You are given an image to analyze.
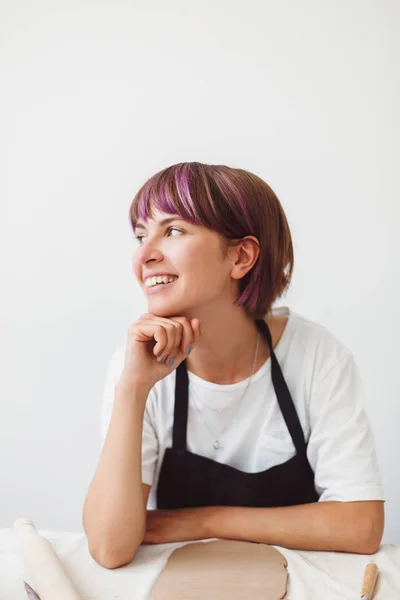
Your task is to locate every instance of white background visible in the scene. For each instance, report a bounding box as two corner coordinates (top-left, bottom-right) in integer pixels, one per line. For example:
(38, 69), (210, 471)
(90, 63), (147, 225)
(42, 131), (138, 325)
(1, 1), (398, 542)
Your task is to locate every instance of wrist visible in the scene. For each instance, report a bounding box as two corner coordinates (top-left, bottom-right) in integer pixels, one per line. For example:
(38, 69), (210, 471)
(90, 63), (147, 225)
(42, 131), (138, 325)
(116, 378), (151, 393)
(115, 380), (152, 408)
(202, 506), (224, 539)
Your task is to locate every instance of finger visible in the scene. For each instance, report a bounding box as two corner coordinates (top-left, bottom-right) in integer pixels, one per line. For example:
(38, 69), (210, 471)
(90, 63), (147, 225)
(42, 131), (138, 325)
(139, 316), (174, 359)
(155, 321), (178, 363)
(188, 318), (201, 349)
(169, 317), (195, 356)
(143, 315), (197, 362)
(193, 318), (201, 343)
(159, 320), (184, 364)
(152, 324), (170, 358)
(150, 317), (186, 361)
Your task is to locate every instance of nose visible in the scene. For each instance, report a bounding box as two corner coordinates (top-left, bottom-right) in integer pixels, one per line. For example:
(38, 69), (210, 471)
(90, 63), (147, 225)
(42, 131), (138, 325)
(133, 238), (164, 271)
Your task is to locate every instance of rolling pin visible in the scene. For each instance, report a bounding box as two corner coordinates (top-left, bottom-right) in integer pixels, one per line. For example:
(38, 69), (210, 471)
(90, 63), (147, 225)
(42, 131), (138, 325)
(360, 563), (379, 600)
(14, 518), (83, 600)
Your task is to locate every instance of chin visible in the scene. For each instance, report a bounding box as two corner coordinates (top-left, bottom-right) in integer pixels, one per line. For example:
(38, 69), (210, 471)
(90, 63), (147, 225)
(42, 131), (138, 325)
(147, 300), (186, 318)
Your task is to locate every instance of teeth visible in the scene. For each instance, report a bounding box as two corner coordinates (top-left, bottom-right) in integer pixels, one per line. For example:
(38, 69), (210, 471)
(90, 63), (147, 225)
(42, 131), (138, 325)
(145, 275), (178, 288)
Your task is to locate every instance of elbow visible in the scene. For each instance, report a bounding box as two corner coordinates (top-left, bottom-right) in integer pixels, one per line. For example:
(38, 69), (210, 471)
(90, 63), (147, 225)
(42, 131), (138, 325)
(360, 523), (384, 556)
(83, 507), (146, 569)
(88, 543), (140, 569)
(357, 534), (382, 556)
(351, 501), (385, 555)
(85, 522), (145, 570)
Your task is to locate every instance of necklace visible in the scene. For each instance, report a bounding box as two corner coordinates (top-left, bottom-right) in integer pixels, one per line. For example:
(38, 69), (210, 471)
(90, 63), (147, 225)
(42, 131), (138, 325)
(196, 330), (260, 450)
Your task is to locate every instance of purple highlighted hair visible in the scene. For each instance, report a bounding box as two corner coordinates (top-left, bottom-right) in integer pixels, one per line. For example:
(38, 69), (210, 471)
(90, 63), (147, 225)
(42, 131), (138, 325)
(129, 162), (294, 319)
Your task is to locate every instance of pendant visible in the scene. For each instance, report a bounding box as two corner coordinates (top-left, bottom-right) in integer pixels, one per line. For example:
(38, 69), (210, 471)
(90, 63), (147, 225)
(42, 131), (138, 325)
(213, 440), (220, 450)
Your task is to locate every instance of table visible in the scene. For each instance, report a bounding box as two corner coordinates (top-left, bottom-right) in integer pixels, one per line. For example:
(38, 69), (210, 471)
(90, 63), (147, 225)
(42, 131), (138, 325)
(1, 528), (399, 599)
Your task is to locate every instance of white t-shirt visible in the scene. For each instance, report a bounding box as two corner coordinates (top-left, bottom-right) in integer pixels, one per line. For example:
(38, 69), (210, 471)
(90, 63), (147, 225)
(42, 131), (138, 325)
(100, 306), (385, 510)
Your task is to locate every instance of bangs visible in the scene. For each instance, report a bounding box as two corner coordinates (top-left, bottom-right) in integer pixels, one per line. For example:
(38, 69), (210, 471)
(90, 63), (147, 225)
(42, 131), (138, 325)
(130, 163), (207, 230)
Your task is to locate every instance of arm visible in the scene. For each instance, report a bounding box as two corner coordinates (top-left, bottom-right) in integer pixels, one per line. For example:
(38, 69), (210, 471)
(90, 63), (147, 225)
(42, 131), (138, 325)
(205, 500), (384, 554)
(207, 352), (385, 553)
(82, 381), (151, 568)
(145, 350), (385, 553)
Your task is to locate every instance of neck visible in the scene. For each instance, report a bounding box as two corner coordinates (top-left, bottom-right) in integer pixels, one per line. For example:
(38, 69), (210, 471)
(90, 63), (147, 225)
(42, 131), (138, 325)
(185, 304), (273, 385)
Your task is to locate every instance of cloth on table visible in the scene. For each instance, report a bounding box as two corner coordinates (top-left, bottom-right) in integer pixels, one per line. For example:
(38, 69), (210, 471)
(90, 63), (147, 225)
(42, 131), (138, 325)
(1, 527), (399, 600)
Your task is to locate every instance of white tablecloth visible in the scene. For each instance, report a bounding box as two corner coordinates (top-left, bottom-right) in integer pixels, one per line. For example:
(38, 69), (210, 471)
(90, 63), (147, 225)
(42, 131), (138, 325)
(1, 528), (399, 599)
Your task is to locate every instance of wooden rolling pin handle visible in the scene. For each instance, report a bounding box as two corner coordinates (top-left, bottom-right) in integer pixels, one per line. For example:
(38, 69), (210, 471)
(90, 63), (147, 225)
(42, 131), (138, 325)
(361, 563), (379, 600)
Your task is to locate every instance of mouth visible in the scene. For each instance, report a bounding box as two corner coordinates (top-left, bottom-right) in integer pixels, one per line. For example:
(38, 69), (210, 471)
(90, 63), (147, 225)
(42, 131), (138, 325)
(146, 277), (179, 295)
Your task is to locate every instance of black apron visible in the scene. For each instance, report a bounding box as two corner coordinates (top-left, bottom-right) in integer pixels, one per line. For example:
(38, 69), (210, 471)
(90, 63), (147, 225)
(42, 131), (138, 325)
(156, 318), (319, 509)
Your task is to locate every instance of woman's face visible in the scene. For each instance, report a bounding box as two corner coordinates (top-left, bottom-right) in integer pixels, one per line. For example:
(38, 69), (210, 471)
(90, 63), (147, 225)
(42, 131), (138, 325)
(132, 208), (237, 318)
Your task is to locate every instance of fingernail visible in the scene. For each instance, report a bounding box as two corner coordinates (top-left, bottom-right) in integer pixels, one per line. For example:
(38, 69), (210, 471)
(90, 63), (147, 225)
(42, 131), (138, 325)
(198, 322), (201, 333)
(160, 357), (167, 364)
(186, 345), (192, 355)
(157, 350), (163, 357)
(168, 357), (175, 366)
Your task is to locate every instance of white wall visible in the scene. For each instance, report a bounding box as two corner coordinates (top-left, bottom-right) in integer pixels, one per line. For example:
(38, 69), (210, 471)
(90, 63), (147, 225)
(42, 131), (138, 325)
(1, 1), (398, 542)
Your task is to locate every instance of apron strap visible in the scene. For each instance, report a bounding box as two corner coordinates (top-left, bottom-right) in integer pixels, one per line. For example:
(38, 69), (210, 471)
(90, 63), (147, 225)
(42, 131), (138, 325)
(172, 318), (307, 456)
(255, 319), (307, 455)
(173, 361), (189, 452)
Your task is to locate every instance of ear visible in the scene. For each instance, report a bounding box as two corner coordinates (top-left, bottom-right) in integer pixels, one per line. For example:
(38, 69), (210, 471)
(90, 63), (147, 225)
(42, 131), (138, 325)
(229, 236), (260, 281)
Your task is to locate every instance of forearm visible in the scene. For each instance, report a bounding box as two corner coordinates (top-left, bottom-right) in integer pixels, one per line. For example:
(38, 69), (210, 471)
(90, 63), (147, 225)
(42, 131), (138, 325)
(83, 381), (150, 565)
(207, 501), (384, 554)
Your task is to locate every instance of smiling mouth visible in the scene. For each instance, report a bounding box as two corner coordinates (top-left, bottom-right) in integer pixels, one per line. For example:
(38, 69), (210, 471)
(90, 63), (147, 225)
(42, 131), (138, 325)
(146, 278), (179, 295)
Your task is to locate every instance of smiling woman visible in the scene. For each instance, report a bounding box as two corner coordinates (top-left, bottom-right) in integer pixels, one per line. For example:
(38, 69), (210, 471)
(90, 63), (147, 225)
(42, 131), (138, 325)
(83, 162), (384, 569)
(129, 162), (294, 320)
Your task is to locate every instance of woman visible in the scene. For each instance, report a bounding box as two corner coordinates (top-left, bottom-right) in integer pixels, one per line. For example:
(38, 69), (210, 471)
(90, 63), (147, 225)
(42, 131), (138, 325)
(83, 162), (385, 569)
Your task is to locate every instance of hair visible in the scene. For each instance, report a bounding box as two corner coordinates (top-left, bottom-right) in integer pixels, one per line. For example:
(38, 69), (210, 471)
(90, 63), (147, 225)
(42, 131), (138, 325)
(129, 162), (294, 319)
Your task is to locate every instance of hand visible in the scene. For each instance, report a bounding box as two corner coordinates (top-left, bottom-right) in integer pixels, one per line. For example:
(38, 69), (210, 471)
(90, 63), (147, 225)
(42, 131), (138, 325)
(143, 507), (214, 545)
(118, 313), (201, 392)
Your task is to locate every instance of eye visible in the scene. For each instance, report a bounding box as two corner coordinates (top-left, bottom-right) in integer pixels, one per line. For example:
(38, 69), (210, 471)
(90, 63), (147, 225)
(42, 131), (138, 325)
(168, 227), (182, 237)
(134, 227), (182, 245)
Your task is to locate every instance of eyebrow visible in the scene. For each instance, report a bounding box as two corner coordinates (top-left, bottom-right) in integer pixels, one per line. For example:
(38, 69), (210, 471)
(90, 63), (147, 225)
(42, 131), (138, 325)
(134, 217), (184, 232)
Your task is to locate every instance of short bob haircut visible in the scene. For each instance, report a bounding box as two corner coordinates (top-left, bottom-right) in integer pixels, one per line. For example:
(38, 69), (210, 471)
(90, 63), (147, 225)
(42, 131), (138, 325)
(129, 162), (294, 319)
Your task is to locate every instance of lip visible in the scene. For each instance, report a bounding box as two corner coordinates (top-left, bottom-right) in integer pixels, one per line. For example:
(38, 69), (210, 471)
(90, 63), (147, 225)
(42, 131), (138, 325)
(143, 273), (177, 280)
(146, 278), (178, 295)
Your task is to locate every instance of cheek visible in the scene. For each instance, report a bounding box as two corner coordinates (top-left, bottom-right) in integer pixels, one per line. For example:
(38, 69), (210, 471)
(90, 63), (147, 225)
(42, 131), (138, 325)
(182, 239), (219, 266)
(183, 252), (224, 291)
(179, 249), (211, 279)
